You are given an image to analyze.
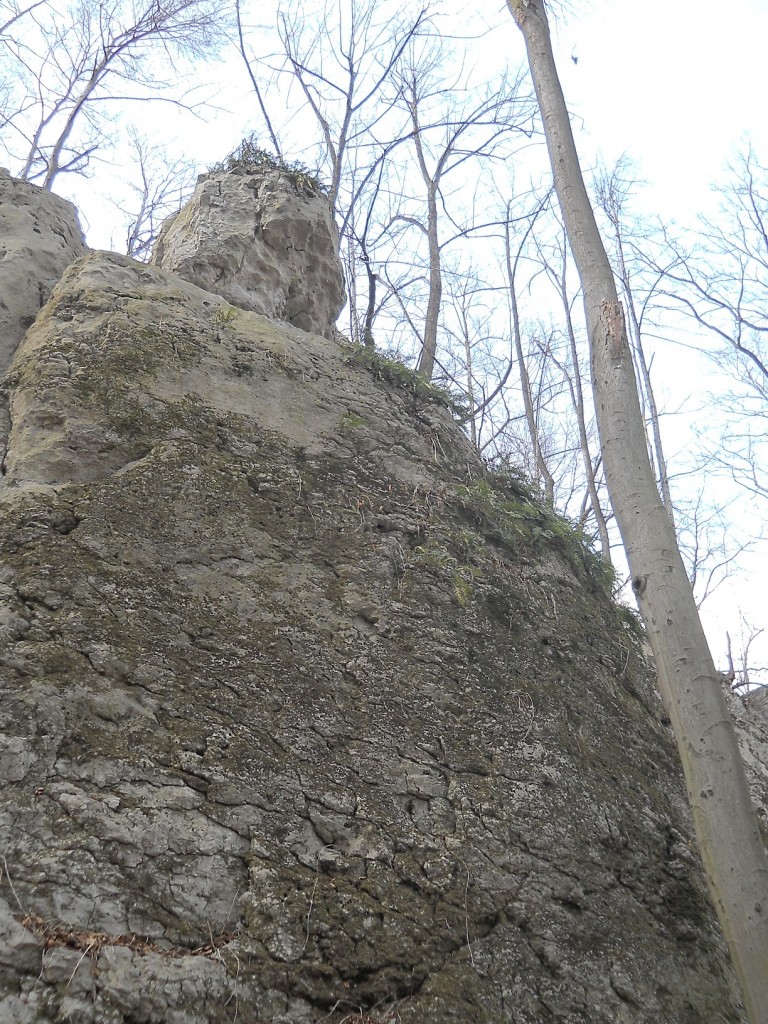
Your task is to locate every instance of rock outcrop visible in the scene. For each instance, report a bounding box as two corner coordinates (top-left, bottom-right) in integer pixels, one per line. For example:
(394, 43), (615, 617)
(0, 170), (87, 376)
(0, 239), (754, 1023)
(728, 687), (768, 846)
(152, 166), (345, 339)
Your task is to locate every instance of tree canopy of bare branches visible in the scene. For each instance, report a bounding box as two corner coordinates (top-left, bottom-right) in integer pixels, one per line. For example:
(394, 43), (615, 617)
(1, 0), (228, 188)
(659, 145), (768, 502)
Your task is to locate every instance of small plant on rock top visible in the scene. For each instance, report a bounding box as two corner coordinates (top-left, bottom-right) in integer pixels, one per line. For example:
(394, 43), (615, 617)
(209, 134), (328, 197)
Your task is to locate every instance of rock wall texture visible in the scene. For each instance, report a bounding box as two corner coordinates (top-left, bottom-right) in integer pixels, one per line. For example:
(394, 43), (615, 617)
(727, 687), (768, 848)
(152, 167), (345, 339)
(0, 171), (87, 376)
(0, 242), (759, 1023)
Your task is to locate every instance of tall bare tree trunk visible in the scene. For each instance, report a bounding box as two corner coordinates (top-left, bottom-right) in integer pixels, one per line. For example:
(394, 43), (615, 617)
(595, 171), (675, 522)
(415, 183), (442, 379)
(506, 3), (768, 1020)
(617, 244), (675, 521)
(505, 218), (555, 505)
(559, 276), (612, 559)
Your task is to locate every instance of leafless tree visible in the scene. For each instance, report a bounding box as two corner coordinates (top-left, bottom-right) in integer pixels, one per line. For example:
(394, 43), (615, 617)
(658, 145), (768, 503)
(671, 485), (752, 608)
(235, 0), (432, 349)
(234, 0), (282, 158)
(0, 0), (45, 37)
(274, 0), (430, 210)
(236, 1), (535, 377)
(503, 201), (556, 505)
(594, 159), (675, 524)
(526, 203), (612, 554)
(1, 0), (227, 189)
(590, 161), (753, 594)
(388, 52), (533, 378)
(507, 2), (768, 1016)
(341, 143), (413, 348)
(445, 273), (500, 447)
(725, 614), (766, 695)
(117, 128), (197, 261)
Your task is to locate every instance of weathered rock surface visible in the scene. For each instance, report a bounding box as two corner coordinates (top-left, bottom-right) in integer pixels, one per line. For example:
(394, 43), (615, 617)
(744, 683), (768, 721)
(152, 167), (345, 338)
(0, 171), (87, 376)
(727, 686), (768, 846)
(0, 249), (755, 1023)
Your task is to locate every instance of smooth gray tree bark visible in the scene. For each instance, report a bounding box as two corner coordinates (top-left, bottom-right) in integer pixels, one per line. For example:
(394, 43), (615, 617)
(505, 2), (768, 1021)
(504, 215), (556, 505)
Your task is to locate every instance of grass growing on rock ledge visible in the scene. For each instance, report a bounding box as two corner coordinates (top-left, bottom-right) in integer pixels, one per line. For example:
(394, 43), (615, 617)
(341, 343), (469, 417)
(338, 339), (613, 598)
(209, 134), (327, 197)
(454, 471), (617, 598)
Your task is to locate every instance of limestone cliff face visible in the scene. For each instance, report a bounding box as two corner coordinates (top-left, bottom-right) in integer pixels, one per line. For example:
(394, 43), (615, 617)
(0, 181), (760, 1024)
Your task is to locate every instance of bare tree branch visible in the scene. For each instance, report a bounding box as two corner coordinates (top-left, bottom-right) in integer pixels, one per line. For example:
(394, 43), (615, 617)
(2, 0), (228, 188)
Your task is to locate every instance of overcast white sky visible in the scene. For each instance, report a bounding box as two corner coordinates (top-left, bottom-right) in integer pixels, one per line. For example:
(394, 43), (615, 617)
(549, 0), (768, 221)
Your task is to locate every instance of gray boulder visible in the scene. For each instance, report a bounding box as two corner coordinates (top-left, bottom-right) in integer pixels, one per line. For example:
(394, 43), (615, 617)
(0, 250), (750, 1023)
(152, 166), (345, 338)
(0, 170), (87, 375)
